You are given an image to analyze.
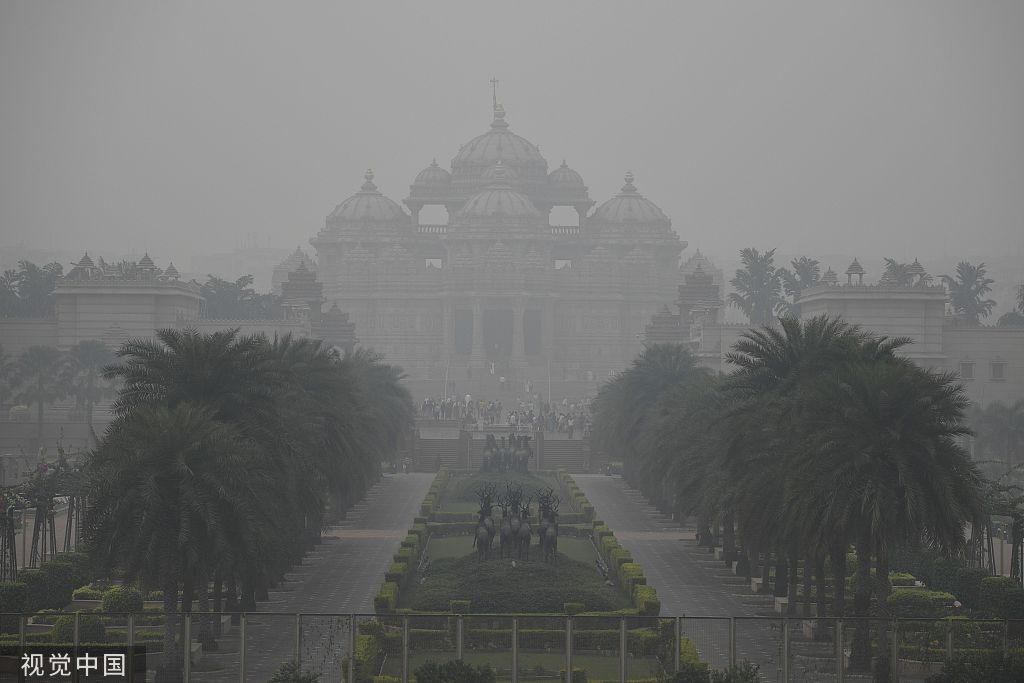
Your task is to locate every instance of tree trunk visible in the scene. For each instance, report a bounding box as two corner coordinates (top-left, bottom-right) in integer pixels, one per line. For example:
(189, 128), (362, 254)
(197, 567), (216, 650)
(787, 546), (799, 617)
(241, 572), (256, 611)
(831, 542), (847, 618)
(212, 569), (223, 637)
(850, 532), (873, 671)
(876, 540), (892, 683)
(156, 576), (181, 683)
(815, 554), (829, 639)
(722, 510), (736, 564)
(226, 573), (240, 627)
(761, 552), (772, 593)
(697, 515), (713, 547)
(775, 551), (789, 598)
(35, 393), (44, 450)
(802, 552), (813, 618)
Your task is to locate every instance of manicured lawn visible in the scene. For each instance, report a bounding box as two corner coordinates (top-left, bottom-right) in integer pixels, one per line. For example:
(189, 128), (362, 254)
(427, 535), (599, 565)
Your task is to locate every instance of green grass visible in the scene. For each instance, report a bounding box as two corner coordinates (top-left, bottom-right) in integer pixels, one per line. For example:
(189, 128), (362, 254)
(428, 535), (598, 565)
(381, 650), (664, 681)
(406, 551), (628, 613)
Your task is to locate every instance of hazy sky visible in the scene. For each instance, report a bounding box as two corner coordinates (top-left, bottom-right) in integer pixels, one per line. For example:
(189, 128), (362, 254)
(2, 1), (1023, 272)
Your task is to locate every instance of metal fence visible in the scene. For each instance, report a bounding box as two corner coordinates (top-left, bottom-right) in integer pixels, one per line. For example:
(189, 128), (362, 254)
(1, 613), (1022, 682)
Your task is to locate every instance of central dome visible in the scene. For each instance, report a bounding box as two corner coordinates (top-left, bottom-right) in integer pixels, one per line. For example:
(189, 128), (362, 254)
(454, 161), (541, 223)
(451, 105), (548, 178)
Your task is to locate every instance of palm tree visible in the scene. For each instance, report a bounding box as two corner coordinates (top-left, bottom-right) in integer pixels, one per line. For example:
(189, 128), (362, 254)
(728, 248), (785, 325)
(86, 403), (266, 682)
(592, 344), (709, 497)
(778, 256), (821, 315)
(941, 261), (996, 324)
(12, 345), (65, 449)
(801, 361), (984, 670)
(63, 340), (115, 435)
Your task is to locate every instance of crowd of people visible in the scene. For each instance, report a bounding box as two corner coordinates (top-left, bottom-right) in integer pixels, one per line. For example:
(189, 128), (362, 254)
(418, 395), (592, 439)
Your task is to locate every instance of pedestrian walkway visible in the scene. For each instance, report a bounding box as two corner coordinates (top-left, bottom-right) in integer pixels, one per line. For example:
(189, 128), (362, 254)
(573, 475), (784, 675)
(190, 473), (433, 682)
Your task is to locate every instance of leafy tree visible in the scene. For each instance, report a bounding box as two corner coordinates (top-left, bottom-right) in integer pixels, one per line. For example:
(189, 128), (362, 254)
(0, 261), (63, 318)
(941, 261), (996, 324)
(728, 248), (784, 325)
(881, 258), (916, 286)
(777, 256), (820, 315)
(62, 340), (115, 434)
(997, 284), (1024, 327)
(91, 327), (413, 666)
(86, 404), (260, 682)
(12, 345), (65, 448)
(200, 274), (280, 319)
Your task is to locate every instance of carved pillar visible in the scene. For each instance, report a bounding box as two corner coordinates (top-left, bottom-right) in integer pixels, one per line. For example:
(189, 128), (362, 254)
(511, 302), (526, 371)
(470, 299), (485, 368)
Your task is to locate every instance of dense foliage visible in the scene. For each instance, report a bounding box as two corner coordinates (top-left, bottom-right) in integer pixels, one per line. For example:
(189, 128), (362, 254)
(408, 553), (629, 613)
(85, 327), (413, 681)
(594, 316), (985, 674)
(0, 260), (62, 318)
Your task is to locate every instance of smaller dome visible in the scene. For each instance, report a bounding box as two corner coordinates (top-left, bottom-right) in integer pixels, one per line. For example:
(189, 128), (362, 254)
(456, 162), (540, 221)
(328, 170), (408, 224)
(163, 262), (180, 280)
(846, 258), (865, 276)
(590, 172), (670, 226)
(908, 258), (925, 276)
(821, 267), (838, 285)
(138, 253), (156, 269)
(413, 159), (451, 186)
(548, 161), (584, 186)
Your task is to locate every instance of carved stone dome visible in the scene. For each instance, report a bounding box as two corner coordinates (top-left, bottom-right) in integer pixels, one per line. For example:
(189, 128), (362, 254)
(590, 172), (670, 226)
(451, 105), (547, 177)
(328, 170), (408, 224)
(455, 162), (541, 222)
(548, 161), (585, 187)
(413, 160), (451, 186)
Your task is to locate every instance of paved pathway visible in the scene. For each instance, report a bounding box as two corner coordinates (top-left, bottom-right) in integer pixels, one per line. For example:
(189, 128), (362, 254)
(191, 473), (433, 682)
(574, 475), (787, 678)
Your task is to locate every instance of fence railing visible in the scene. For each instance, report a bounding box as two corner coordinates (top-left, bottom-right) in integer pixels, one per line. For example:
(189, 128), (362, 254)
(1, 612), (1021, 682)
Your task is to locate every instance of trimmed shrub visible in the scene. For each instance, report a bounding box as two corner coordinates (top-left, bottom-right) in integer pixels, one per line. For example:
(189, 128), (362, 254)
(414, 660), (495, 683)
(889, 572), (918, 587)
(634, 585), (660, 616)
(710, 662), (760, 683)
(102, 587), (144, 613)
(385, 562), (408, 586)
(924, 652), (1024, 683)
(449, 599), (471, 614)
(52, 614), (106, 643)
(888, 589), (956, 617)
(956, 567), (990, 609)
(72, 586), (104, 601)
(268, 661), (322, 683)
(375, 582), (399, 613)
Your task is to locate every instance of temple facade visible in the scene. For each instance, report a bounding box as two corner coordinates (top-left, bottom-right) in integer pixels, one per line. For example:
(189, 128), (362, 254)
(311, 103), (687, 399)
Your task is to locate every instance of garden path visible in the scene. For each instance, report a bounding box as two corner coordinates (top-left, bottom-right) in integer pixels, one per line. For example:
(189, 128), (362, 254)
(574, 474), (787, 676)
(190, 472), (433, 682)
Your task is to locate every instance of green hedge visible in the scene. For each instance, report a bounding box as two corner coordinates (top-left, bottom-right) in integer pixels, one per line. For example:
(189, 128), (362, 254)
(0, 582), (27, 613)
(888, 589), (956, 617)
(980, 577), (1024, 620)
(386, 562), (410, 586)
(375, 582), (399, 613)
(102, 587), (143, 613)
